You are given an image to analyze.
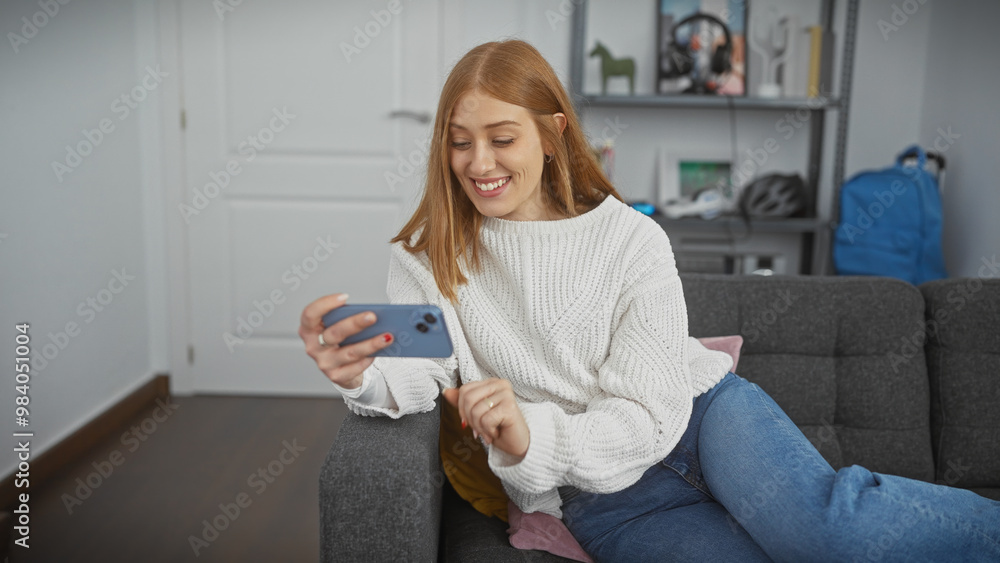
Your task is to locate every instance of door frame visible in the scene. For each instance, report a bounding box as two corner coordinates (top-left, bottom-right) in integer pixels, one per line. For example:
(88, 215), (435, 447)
(157, 0), (196, 394)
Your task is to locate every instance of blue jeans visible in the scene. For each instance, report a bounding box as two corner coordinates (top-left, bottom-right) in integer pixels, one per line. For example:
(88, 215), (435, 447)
(560, 372), (1000, 562)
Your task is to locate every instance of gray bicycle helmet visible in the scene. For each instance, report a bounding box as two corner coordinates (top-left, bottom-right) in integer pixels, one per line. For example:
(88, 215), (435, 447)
(739, 174), (807, 217)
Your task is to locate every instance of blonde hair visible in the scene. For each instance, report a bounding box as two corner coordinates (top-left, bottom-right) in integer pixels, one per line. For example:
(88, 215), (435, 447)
(390, 40), (624, 305)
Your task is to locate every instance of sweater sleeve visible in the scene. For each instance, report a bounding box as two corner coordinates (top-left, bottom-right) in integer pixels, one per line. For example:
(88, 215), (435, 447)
(341, 242), (459, 418)
(488, 227), (695, 495)
(331, 369), (397, 409)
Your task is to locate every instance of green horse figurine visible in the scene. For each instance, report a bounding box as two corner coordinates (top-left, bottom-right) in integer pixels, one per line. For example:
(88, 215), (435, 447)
(589, 41), (635, 95)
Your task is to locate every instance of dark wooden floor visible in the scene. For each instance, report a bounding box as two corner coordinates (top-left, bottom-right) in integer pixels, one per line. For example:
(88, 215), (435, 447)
(5, 395), (349, 563)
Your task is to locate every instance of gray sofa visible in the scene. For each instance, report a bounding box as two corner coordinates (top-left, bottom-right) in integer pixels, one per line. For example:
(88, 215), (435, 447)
(319, 275), (1000, 562)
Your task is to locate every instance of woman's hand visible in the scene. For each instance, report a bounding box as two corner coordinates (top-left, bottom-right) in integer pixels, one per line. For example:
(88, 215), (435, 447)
(442, 379), (530, 460)
(299, 293), (395, 389)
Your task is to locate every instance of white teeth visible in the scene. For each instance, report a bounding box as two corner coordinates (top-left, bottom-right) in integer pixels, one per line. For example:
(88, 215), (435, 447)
(475, 177), (509, 191)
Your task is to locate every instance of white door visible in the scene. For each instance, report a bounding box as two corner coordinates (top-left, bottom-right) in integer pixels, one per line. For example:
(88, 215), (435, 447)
(180, 0), (441, 395)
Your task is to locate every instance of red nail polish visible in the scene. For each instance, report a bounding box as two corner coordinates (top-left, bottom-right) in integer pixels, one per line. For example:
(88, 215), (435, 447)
(461, 419), (467, 429)
(383, 333), (392, 343)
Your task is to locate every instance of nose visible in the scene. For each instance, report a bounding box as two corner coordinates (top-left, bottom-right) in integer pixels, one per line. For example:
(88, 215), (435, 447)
(471, 142), (495, 176)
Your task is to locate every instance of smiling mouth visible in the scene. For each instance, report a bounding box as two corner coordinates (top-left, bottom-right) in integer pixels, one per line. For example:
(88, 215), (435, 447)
(473, 176), (511, 191)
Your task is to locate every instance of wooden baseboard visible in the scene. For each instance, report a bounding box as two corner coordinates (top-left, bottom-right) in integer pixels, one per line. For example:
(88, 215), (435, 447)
(0, 373), (170, 511)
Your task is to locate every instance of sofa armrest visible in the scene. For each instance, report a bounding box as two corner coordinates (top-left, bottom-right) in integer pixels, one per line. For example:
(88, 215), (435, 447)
(320, 398), (444, 562)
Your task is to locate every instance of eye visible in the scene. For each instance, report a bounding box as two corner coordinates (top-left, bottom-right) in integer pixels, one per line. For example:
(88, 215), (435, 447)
(450, 138), (514, 149)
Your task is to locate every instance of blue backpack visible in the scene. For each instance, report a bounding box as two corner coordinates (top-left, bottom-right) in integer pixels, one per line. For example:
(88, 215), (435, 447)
(833, 145), (947, 285)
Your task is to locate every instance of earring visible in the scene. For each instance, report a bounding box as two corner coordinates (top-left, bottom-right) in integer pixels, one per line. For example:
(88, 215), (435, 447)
(544, 153), (553, 163)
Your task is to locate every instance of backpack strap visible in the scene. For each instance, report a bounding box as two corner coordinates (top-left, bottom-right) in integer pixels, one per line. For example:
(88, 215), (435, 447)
(897, 144), (946, 191)
(898, 145), (947, 172)
(896, 144), (927, 168)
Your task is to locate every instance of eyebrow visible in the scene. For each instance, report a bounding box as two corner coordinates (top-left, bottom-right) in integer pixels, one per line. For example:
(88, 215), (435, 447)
(449, 120), (521, 130)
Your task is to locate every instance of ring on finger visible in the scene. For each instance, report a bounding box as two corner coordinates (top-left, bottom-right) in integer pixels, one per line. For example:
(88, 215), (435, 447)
(487, 397), (495, 409)
(318, 333), (328, 347)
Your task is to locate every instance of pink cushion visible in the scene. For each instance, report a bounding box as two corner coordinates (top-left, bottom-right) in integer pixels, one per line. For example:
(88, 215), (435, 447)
(696, 334), (743, 371)
(507, 501), (594, 563)
(505, 335), (743, 561)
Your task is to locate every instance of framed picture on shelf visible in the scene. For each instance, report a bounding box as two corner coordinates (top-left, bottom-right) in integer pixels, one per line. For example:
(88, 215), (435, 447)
(657, 146), (736, 210)
(657, 0), (747, 95)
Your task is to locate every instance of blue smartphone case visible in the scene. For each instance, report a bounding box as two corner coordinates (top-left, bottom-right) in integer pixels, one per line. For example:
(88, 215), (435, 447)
(320, 304), (454, 358)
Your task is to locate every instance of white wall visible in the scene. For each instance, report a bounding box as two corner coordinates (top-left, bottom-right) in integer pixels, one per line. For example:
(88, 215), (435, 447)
(917, 0), (1000, 278)
(0, 0), (169, 476)
(440, 0), (574, 90)
(842, 0), (932, 175)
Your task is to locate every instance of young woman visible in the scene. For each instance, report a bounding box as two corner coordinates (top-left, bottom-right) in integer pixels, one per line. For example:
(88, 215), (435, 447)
(300, 40), (1000, 561)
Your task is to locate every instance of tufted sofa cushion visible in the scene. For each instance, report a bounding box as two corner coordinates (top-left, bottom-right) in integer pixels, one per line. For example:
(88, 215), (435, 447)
(920, 278), (1000, 499)
(680, 274), (935, 482)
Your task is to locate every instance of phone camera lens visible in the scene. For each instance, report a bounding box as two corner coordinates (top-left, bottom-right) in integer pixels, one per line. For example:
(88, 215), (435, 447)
(416, 323), (429, 333)
(423, 313), (437, 324)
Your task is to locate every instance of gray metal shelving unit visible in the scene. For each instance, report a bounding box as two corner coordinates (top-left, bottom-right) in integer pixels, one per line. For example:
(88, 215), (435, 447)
(570, 0), (860, 275)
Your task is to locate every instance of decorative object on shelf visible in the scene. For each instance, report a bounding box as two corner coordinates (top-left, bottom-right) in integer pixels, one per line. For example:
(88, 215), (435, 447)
(628, 201), (656, 216)
(747, 6), (789, 98)
(745, 255), (782, 276)
(778, 15), (807, 97)
(657, 146), (737, 212)
(661, 187), (727, 220)
(588, 41), (635, 95)
(657, 1), (746, 95)
(806, 24), (835, 97)
(738, 173), (808, 218)
(744, 3), (817, 100)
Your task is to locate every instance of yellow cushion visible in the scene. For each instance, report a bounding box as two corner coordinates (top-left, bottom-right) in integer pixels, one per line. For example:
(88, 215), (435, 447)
(439, 395), (509, 522)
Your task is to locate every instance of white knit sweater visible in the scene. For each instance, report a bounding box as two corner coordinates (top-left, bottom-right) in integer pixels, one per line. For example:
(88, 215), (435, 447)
(339, 195), (733, 517)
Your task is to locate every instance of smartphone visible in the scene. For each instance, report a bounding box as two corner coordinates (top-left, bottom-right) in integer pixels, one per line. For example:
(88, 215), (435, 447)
(321, 304), (454, 358)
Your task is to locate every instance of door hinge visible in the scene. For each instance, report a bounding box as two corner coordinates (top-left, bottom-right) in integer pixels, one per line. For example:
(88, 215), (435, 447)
(180, 109), (187, 130)
(187, 345), (194, 365)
